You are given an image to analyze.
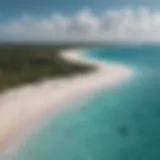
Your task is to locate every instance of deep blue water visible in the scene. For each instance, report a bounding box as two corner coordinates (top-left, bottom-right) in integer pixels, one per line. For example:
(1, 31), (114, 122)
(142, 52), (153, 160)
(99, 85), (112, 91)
(14, 45), (160, 160)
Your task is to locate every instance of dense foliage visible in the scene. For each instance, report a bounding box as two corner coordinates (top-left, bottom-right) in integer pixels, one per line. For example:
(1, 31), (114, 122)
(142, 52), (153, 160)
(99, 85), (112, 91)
(0, 45), (94, 91)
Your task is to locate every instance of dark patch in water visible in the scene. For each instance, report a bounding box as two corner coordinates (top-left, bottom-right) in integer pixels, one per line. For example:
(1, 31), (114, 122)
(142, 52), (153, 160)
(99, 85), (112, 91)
(117, 126), (129, 137)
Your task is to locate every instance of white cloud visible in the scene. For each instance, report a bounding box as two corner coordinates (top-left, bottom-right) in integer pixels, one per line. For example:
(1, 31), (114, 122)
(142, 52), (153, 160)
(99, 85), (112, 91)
(2, 8), (160, 43)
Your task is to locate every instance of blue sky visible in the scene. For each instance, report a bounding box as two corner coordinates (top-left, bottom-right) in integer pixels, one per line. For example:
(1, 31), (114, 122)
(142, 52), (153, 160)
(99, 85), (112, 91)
(1, 0), (160, 42)
(0, 0), (158, 21)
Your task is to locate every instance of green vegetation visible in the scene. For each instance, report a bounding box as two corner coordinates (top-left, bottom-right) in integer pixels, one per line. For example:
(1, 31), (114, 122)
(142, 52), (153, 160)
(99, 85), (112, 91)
(0, 45), (95, 91)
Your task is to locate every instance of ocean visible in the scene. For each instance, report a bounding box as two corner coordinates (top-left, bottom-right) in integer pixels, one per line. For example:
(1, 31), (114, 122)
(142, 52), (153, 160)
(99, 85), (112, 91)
(13, 45), (160, 160)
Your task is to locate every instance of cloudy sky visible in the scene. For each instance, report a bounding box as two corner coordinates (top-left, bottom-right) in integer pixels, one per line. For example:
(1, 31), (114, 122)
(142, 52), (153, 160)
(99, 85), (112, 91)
(1, 0), (160, 43)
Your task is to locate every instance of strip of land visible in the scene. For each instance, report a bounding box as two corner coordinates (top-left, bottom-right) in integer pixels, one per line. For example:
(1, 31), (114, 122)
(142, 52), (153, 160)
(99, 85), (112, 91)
(0, 49), (133, 153)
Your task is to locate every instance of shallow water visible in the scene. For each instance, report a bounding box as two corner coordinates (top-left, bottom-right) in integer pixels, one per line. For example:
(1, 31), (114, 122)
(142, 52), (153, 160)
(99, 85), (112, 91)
(13, 45), (160, 160)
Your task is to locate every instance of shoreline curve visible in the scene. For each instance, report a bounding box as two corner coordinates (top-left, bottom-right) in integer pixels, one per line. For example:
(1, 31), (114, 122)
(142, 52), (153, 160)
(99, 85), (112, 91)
(0, 49), (134, 154)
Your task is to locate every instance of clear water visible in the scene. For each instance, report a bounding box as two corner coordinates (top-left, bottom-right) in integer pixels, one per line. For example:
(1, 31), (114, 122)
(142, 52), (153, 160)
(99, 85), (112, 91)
(14, 45), (160, 160)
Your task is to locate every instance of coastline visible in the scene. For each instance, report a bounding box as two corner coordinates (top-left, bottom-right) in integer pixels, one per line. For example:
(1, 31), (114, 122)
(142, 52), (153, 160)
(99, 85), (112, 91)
(0, 49), (133, 154)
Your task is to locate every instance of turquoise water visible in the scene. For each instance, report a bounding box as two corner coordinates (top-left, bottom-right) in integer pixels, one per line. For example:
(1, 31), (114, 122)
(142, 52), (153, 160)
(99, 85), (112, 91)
(14, 45), (160, 160)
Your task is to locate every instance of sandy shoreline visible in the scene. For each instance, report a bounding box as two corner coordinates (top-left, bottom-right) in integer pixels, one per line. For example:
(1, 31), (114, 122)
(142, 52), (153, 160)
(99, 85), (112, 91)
(0, 49), (133, 154)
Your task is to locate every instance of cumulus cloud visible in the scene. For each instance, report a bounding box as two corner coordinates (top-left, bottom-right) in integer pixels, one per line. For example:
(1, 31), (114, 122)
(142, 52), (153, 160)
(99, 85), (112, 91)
(1, 8), (160, 43)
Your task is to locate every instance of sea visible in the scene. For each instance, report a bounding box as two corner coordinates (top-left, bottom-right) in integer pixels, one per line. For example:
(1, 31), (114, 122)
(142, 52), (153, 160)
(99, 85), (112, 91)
(11, 45), (160, 160)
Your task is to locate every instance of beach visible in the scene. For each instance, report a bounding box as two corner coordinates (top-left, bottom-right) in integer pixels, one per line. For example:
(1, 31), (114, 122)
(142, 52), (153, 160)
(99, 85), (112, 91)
(0, 49), (133, 153)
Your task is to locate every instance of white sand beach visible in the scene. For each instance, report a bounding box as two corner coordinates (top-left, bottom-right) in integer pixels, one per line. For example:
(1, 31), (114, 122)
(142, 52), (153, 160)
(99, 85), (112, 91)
(0, 50), (133, 153)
